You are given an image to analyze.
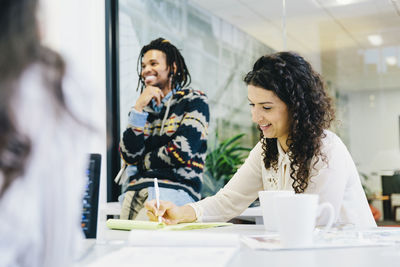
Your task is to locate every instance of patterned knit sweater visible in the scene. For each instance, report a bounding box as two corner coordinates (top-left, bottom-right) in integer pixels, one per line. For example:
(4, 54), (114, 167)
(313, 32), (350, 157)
(119, 88), (209, 201)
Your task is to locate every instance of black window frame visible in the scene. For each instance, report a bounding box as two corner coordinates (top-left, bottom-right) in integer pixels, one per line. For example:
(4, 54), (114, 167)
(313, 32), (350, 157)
(105, 0), (121, 202)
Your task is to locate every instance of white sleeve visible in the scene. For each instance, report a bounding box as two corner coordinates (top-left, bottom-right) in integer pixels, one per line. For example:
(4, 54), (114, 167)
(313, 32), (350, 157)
(191, 142), (264, 222)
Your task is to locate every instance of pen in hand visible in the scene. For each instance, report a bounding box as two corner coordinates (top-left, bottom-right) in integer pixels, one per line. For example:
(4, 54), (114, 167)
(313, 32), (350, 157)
(154, 178), (162, 223)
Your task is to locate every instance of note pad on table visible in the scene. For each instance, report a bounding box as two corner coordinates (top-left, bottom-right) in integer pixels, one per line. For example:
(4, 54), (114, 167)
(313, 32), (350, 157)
(106, 219), (232, 231)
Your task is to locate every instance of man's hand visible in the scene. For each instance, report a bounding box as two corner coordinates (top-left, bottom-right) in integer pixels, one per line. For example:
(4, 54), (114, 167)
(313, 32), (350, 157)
(134, 86), (164, 112)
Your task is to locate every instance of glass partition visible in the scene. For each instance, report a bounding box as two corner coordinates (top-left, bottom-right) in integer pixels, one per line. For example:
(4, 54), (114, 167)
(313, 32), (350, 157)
(118, 0), (273, 147)
(109, 0), (400, 209)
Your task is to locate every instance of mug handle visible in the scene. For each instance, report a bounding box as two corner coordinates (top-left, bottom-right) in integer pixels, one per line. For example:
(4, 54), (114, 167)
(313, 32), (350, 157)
(317, 202), (335, 231)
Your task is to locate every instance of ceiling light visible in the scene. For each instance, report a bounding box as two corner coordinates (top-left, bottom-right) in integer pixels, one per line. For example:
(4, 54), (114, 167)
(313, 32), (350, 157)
(386, 56), (398, 66)
(367, 35), (383, 46)
(336, 0), (353, 5)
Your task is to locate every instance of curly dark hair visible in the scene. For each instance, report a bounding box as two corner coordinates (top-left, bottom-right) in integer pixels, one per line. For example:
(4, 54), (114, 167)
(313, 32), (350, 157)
(137, 37), (191, 92)
(244, 51), (335, 193)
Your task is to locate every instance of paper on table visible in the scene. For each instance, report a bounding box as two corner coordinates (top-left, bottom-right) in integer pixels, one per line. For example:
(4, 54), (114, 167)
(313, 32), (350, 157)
(129, 230), (240, 247)
(241, 234), (379, 250)
(106, 219), (232, 231)
(163, 222), (233, 231)
(86, 246), (238, 267)
(241, 228), (400, 250)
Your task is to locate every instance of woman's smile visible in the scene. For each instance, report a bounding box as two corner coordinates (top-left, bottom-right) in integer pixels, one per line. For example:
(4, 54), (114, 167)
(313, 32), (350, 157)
(259, 123), (272, 131)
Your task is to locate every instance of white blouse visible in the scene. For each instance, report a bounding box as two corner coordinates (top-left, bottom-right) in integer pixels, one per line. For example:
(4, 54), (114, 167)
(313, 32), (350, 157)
(191, 130), (376, 229)
(0, 66), (89, 267)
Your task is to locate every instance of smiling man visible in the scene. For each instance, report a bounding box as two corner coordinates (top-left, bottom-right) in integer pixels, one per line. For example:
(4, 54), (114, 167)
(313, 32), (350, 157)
(119, 38), (210, 220)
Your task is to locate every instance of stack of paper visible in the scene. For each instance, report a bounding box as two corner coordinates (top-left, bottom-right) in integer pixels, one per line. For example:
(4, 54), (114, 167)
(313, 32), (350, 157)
(129, 229), (240, 247)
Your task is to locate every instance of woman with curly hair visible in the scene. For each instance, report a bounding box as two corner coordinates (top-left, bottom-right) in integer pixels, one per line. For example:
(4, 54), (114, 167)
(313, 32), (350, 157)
(145, 51), (376, 229)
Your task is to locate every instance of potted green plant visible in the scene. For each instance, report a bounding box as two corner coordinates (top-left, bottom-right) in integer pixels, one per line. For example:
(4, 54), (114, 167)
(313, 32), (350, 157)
(201, 132), (251, 198)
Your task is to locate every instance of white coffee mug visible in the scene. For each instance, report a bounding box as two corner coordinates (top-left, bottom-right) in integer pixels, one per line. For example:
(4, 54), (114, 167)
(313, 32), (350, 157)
(274, 194), (334, 248)
(258, 190), (294, 231)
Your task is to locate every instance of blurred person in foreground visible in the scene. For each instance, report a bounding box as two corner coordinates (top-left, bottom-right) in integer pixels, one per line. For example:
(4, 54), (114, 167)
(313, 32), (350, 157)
(0, 1), (90, 266)
(146, 51), (376, 229)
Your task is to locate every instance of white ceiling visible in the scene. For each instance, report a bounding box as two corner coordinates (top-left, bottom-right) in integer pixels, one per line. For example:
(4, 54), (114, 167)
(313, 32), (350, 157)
(189, 0), (400, 92)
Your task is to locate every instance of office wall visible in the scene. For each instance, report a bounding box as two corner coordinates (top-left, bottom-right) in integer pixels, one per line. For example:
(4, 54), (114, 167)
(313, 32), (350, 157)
(347, 89), (400, 167)
(339, 88), (400, 193)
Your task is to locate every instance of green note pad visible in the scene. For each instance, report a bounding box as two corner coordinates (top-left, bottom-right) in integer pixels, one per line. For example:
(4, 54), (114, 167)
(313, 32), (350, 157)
(106, 219), (164, 230)
(106, 219), (232, 231)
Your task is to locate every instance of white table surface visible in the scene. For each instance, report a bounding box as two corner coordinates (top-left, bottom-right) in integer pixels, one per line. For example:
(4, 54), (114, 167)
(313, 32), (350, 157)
(76, 225), (400, 267)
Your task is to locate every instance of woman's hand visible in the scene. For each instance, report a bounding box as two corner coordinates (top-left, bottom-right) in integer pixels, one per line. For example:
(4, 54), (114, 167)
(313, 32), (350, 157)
(145, 200), (197, 225)
(134, 86), (164, 112)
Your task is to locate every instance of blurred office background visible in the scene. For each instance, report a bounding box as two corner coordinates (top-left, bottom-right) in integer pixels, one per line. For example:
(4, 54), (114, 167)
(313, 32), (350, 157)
(39, 0), (400, 225)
